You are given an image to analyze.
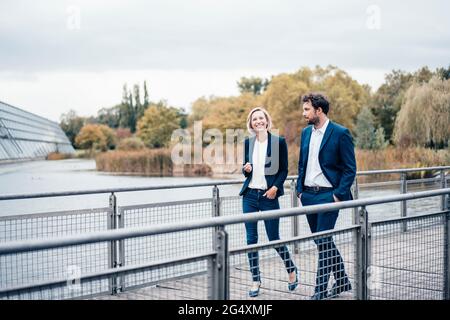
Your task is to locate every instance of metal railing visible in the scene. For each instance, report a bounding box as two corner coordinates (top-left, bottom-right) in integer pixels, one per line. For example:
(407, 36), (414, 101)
(0, 166), (449, 300)
(0, 188), (449, 300)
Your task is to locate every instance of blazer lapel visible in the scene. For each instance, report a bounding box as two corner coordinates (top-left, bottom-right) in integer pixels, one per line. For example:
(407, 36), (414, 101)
(302, 126), (312, 163)
(248, 135), (256, 163)
(266, 132), (272, 159)
(319, 121), (334, 154)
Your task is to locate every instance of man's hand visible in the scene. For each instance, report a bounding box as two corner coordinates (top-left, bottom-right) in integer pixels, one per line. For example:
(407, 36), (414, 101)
(263, 186), (278, 199)
(333, 194), (340, 202)
(243, 162), (252, 173)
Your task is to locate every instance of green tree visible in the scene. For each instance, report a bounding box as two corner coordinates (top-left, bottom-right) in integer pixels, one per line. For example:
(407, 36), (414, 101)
(237, 77), (269, 95)
(143, 81), (150, 107)
(371, 66), (438, 144)
(133, 84), (143, 120)
(97, 105), (120, 128)
(373, 127), (388, 149)
(60, 110), (86, 146)
(436, 65), (450, 80)
(394, 77), (450, 148)
(355, 107), (376, 149)
(137, 102), (181, 148)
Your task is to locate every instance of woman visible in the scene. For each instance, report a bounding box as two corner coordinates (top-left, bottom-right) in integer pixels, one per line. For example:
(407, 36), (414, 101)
(239, 107), (298, 297)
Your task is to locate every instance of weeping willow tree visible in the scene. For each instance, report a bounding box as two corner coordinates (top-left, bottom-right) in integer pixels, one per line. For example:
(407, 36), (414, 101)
(394, 77), (450, 149)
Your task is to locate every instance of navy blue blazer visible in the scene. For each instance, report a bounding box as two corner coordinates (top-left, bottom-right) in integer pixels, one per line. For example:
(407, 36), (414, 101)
(296, 121), (356, 201)
(239, 133), (288, 198)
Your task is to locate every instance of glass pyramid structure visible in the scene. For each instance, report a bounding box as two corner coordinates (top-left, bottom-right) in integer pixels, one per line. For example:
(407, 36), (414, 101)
(0, 100), (75, 160)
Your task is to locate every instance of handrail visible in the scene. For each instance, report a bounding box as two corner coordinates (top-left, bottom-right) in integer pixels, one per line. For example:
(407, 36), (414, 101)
(0, 166), (449, 201)
(0, 188), (448, 255)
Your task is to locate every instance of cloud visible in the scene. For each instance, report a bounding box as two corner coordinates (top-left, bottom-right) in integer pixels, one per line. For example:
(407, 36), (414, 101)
(1, 0), (449, 72)
(0, 0), (449, 120)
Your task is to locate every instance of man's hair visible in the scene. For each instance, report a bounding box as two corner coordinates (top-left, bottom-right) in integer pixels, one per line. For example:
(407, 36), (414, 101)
(301, 93), (330, 115)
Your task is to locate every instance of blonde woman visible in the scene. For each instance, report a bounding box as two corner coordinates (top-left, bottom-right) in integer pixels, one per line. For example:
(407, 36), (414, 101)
(239, 107), (298, 297)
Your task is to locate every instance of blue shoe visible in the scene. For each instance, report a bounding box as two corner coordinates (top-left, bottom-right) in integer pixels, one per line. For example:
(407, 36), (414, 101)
(248, 281), (261, 297)
(288, 268), (298, 291)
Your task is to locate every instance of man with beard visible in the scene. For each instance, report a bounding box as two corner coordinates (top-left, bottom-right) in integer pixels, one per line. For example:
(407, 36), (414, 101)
(296, 93), (356, 300)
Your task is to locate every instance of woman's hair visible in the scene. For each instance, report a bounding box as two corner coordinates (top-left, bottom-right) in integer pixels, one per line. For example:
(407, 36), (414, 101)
(246, 107), (273, 135)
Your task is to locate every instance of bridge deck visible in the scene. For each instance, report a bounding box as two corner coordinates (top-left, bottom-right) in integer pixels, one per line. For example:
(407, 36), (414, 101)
(90, 220), (445, 300)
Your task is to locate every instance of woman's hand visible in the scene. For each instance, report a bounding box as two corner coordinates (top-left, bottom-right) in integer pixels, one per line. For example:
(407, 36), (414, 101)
(243, 162), (252, 173)
(263, 186), (278, 199)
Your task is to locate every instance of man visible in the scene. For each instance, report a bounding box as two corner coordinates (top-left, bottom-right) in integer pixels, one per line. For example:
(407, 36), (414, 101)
(296, 93), (356, 300)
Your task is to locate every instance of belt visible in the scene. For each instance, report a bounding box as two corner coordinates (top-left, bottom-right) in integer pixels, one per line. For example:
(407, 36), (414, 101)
(248, 188), (267, 193)
(303, 186), (334, 193)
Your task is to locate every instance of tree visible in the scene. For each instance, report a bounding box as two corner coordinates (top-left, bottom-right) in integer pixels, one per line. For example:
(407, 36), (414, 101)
(97, 105), (120, 128)
(60, 110), (86, 146)
(355, 107), (376, 149)
(98, 124), (117, 150)
(118, 84), (137, 132)
(436, 65), (450, 80)
(371, 66), (439, 144)
(134, 84), (143, 120)
(394, 77), (450, 148)
(143, 81), (150, 107)
(263, 73), (309, 143)
(373, 127), (388, 149)
(198, 93), (261, 133)
(237, 77), (270, 95)
(262, 66), (369, 142)
(75, 124), (107, 151)
(136, 102), (181, 148)
(313, 66), (370, 133)
(371, 70), (414, 143)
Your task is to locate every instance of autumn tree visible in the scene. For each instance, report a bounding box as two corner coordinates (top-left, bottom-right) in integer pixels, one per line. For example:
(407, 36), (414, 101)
(75, 124), (116, 151)
(137, 102), (181, 148)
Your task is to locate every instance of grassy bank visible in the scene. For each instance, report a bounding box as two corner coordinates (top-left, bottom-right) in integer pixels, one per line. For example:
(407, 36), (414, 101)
(95, 149), (212, 176)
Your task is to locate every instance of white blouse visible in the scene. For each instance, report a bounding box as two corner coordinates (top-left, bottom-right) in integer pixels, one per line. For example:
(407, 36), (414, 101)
(249, 138), (268, 190)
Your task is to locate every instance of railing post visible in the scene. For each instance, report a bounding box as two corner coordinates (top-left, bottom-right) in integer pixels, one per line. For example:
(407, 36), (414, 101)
(208, 227), (229, 300)
(108, 192), (119, 295)
(118, 206), (125, 292)
(212, 185), (220, 218)
(400, 173), (408, 232)
(212, 185), (221, 248)
(356, 206), (369, 300)
(290, 179), (299, 254)
(352, 178), (359, 225)
(445, 211), (450, 300)
(441, 170), (447, 211)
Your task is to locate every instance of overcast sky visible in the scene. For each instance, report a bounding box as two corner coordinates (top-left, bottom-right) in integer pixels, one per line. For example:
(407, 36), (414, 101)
(1, 0), (449, 122)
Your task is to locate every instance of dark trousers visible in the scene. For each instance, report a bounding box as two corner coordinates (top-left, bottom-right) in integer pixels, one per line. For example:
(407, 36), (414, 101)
(301, 190), (349, 295)
(243, 188), (296, 282)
